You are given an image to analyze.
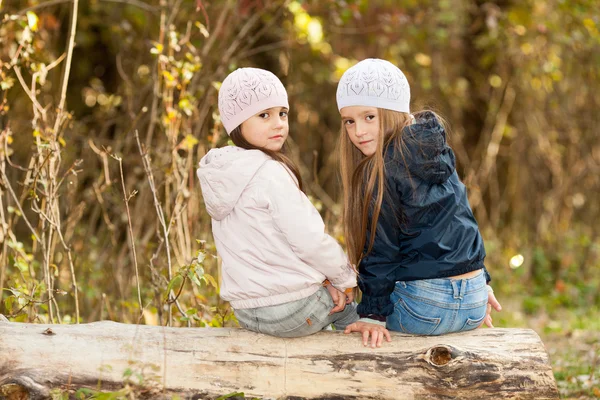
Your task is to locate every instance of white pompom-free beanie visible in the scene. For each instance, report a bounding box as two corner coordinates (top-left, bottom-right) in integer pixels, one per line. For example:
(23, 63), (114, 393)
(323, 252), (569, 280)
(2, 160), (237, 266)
(336, 58), (410, 114)
(218, 68), (289, 135)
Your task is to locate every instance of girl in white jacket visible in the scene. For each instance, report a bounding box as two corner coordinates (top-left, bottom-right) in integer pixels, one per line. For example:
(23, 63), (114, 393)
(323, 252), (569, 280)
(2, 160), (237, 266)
(197, 68), (390, 345)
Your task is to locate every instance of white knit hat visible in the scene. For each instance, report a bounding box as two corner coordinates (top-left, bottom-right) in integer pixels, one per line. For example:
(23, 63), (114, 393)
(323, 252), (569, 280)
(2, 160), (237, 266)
(336, 59), (410, 113)
(218, 67), (289, 134)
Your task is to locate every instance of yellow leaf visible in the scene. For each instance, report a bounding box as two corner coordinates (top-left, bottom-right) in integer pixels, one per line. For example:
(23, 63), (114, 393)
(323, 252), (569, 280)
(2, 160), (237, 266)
(583, 18), (596, 30)
(0, 77), (15, 90)
(195, 22), (209, 38)
(26, 11), (39, 32)
(294, 11), (310, 34)
(178, 98), (191, 110)
(183, 134), (199, 150)
(489, 74), (502, 88)
(514, 25), (526, 36)
(306, 19), (323, 44)
(162, 109), (178, 126)
(333, 57), (353, 80)
(520, 43), (533, 55)
(58, 137), (66, 147)
(583, 18), (598, 36)
(150, 42), (163, 55)
(288, 1), (302, 13)
(162, 71), (175, 82)
(33, 129), (41, 137)
(415, 53), (432, 67)
(551, 70), (563, 82)
(203, 273), (218, 289)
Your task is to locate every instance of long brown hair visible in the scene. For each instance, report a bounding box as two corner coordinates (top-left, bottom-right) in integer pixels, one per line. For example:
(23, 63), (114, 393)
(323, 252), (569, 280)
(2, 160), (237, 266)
(230, 126), (304, 192)
(339, 108), (446, 266)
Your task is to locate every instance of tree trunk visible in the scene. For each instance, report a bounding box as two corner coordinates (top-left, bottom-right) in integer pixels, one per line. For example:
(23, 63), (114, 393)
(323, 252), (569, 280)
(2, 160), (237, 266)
(0, 321), (558, 400)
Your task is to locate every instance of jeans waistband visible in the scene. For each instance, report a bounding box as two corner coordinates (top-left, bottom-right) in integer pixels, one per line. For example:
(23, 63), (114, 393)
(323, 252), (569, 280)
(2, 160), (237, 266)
(397, 271), (486, 299)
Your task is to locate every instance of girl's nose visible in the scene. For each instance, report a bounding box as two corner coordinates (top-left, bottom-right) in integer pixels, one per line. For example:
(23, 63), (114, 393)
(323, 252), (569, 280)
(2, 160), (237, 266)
(354, 124), (367, 137)
(273, 116), (285, 129)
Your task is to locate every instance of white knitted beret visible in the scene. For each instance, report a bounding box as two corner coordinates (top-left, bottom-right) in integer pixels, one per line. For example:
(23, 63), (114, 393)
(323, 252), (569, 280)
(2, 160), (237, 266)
(218, 67), (289, 134)
(336, 58), (410, 113)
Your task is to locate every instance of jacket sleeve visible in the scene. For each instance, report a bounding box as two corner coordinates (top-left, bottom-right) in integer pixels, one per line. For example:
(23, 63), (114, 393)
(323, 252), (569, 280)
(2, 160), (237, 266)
(263, 162), (357, 291)
(356, 253), (396, 317)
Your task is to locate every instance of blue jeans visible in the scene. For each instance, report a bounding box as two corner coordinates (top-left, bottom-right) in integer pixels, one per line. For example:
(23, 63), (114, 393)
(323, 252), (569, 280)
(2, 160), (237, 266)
(234, 286), (359, 338)
(386, 272), (488, 335)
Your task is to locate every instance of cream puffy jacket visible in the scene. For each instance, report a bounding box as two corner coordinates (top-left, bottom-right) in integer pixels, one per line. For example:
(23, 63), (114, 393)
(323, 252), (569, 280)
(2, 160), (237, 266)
(197, 146), (356, 309)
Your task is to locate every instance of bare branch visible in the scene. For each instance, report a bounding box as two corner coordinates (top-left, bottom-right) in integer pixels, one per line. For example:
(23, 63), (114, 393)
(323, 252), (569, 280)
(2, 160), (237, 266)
(52, 0), (79, 136)
(110, 153), (143, 316)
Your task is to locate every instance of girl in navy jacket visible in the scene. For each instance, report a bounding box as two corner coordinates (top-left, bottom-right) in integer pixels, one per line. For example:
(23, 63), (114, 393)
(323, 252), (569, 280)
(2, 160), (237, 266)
(336, 59), (502, 344)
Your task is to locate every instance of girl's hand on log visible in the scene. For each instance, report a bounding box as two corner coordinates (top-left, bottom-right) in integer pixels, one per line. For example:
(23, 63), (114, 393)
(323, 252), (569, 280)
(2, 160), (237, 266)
(480, 285), (502, 328)
(344, 322), (392, 348)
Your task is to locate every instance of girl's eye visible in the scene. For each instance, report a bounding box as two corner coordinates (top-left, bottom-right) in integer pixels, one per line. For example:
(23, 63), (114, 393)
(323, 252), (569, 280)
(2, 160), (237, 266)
(344, 120), (354, 125)
(366, 115), (375, 121)
(279, 111), (288, 117)
(258, 113), (269, 119)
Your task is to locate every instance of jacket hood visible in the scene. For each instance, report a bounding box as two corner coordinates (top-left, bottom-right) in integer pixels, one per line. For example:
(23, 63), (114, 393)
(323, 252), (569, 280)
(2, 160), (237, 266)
(396, 111), (455, 184)
(197, 146), (270, 220)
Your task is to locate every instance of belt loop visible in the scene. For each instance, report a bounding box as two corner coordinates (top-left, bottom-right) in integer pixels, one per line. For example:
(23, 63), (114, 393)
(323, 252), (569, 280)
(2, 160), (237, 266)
(451, 280), (459, 299)
(459, 279), (467, 300)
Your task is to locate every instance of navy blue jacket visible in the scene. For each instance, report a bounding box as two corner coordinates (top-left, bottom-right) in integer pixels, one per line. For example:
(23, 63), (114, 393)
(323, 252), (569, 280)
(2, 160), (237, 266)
(357, 112), (490, 318)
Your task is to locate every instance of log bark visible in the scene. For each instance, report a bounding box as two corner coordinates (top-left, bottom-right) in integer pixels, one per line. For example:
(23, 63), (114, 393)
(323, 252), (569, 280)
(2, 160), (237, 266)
(0, 321), (558, 400)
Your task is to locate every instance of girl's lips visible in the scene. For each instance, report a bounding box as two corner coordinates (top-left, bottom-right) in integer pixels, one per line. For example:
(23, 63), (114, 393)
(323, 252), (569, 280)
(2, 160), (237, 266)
(270, 135), (284, 139)
(359, 139), (373, 145)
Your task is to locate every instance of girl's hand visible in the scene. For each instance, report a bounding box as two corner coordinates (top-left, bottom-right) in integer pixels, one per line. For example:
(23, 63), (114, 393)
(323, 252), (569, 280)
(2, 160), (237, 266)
(480, 285), (502, 328)
(344, 321), (392, 348)
(325, 284), (348, 314)
(345, 289), (355, 304)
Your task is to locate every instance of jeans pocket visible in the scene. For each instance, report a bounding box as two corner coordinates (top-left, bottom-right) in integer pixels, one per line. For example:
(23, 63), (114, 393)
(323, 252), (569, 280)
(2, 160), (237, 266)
(460, 312), (486, 332)
(395, 298), (441, 335)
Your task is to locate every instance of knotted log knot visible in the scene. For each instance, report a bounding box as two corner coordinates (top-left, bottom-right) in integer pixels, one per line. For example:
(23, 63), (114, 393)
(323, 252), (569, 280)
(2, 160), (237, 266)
(0, 376), (49, 400)
(425, 345), (459, 367)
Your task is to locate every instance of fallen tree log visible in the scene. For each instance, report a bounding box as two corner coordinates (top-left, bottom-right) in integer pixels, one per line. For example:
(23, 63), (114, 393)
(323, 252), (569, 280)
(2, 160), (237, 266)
(0, 321), (558, 399)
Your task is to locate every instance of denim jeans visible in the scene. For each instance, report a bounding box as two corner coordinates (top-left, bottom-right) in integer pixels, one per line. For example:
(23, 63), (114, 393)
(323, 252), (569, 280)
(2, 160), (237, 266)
(386, 271), (488, 335)
(234, 286), (359, 338)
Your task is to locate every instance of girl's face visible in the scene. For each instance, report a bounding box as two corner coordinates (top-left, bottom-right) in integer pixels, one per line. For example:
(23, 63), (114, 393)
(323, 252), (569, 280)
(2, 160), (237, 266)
(240, 107), (289, 151)
(340, 106), (380, 156)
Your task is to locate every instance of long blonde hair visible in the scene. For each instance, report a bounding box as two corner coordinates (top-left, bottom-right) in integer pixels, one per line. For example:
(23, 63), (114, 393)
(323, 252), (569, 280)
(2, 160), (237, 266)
(339, 109), (445, 266)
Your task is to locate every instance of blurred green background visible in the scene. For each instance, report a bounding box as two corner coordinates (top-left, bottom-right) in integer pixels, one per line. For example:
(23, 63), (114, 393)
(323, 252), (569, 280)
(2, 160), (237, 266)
(0, 0), (599, 398)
